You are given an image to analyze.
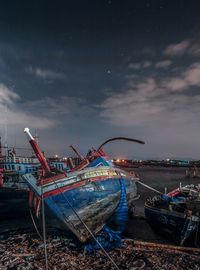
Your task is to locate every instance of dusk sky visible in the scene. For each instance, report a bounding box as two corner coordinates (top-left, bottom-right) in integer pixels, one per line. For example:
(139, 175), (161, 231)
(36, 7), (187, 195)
(0, 1), (200, 159)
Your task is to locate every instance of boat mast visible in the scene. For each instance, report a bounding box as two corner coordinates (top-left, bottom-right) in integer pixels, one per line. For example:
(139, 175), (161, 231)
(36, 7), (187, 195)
(24, 127), (49, 269)
(4, 105), (8, 156)
(0, 136), (2, 158)
(24, 128), (51, 174)
(69, 144), (83, 160)
(34, 129), (40, 144)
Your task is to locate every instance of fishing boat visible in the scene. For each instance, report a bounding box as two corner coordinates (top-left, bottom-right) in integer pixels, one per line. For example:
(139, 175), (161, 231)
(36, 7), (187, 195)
(145, 184), (200, 246)
(23, 128), (144, 243)
(0, 143), (40, 220)
(0, 140), (72, 220)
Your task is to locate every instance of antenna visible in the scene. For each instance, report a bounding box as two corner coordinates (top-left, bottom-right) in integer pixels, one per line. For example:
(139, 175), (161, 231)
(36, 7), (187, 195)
(4, 105), (8, 155)
(34, 129), (40, 144)
(14, 124), (17, 146)
(24, 127), (51, 174)
(0, 136), (2, 158)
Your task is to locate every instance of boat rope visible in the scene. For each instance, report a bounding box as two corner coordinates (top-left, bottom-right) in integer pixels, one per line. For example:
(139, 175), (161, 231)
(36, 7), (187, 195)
(137, 181), (162, 194)
(29, 187), (49, 269)
(51, 178), (120, 270)
(194, 219), (200, 247)
(29, 208), (42, 240)
(181, 215), (200, 246)
(41, 182), (49, 270)
(115, 178), (129, 232)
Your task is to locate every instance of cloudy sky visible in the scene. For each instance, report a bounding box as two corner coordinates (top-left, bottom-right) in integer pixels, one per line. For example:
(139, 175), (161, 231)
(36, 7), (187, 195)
(0, 0), (200, 159)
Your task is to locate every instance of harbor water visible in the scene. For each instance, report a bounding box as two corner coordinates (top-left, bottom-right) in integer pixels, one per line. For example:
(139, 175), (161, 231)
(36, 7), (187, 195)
(1, 166), (199, 243)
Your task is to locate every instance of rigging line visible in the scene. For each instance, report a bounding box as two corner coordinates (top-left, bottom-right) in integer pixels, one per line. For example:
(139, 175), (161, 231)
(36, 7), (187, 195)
(29, 208), (43, 240)
(140, 181), (199, 213)
(194, 220), (200, 247)
(4, 104), (7, 148)
(139, 181), (200, 212)
(1, 146), (32, 150)
(137, 181), (162, 194)
(50, 176), (120, 270)
(41, 180), (49, 270)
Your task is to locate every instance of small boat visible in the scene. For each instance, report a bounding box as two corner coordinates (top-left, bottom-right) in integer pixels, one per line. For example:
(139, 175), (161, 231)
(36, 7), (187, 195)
(0, 141), (72, 219)
(185, 165), (199, 178)
(23, 128), (144, 243)
(0, 150), (39, 219)
(145, 184), (200, 246)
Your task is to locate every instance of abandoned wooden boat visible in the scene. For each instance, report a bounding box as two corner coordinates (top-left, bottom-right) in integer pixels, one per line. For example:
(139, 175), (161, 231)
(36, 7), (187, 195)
(145, 184), (200, 246)
(23, 128), (144, 243)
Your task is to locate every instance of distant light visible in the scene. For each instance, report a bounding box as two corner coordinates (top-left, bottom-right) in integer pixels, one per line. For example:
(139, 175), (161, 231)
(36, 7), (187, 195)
(55, 154), (58, 158)
(111, 159), (113, 162)
(116, 159), (120, 162)
(166, 158), (170, 162)
(121, 159), (124, 162)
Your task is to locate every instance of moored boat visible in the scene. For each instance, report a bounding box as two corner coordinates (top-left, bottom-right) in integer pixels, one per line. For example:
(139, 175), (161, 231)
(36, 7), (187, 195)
(145, 185), (200, 246)
(0, 150), (39, 219)
(0, 136), (76, 220)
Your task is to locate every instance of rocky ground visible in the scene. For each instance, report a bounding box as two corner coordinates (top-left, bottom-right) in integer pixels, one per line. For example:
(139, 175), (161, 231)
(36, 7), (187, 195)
(1, 167), (200, 269)
(0, 232), (200, 270)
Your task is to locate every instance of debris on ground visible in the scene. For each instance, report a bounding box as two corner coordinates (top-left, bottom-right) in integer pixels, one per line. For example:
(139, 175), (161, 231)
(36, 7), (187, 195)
(0, 232), (200, 270)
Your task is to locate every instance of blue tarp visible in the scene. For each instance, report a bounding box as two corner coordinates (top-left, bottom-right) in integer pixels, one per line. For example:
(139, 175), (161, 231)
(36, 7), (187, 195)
(161, 194), (186, 203)
(85, 179), (128, 253)
(84, 226), (122, 253)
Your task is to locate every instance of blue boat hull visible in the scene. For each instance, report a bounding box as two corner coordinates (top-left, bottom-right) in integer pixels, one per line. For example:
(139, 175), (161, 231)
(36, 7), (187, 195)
(45, 178), (137, 242)
(145, 205), (200, 245)
(145, 205), (185, 237)
(24, 164), (139, 243)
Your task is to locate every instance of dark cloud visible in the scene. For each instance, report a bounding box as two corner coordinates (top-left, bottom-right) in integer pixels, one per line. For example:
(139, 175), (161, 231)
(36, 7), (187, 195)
(0, 1), (200, 159)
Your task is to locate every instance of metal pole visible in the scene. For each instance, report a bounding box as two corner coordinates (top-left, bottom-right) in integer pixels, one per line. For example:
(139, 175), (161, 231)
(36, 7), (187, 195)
(41, 183), (49, 270)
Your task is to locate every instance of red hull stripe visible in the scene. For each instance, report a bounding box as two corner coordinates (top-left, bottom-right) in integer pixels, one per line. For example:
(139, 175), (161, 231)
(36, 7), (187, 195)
(43, 180), (87, 198)
(38, 173), (67, 186)
(43, 175), (120, 198)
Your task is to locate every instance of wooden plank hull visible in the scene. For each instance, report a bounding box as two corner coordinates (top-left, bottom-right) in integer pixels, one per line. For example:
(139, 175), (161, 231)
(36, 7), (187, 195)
(24, 166), (138, 243)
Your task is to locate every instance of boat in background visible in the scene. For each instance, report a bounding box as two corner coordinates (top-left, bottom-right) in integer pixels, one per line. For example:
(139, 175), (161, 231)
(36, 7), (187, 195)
(0, 139), (40, 220)
(0, 137), (74, 220)
(145, 184), (200, 246)
(23, 128), (144, 243)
